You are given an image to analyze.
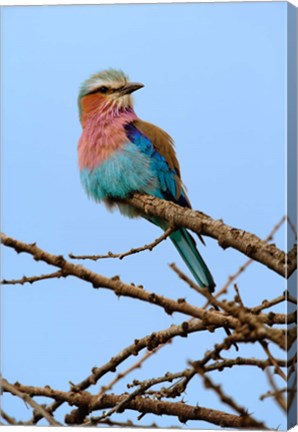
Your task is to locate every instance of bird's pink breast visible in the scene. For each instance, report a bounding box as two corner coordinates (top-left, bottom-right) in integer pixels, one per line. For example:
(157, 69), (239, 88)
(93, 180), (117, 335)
(78, 109), (138, 171)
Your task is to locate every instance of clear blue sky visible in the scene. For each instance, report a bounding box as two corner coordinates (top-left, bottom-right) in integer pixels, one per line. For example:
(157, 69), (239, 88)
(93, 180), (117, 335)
(1, 2), (292, 428)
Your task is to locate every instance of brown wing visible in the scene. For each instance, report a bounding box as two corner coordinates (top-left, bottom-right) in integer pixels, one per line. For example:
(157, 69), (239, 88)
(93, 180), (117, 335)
(134, 119), (192, 207)
(134, 120), (180, 175)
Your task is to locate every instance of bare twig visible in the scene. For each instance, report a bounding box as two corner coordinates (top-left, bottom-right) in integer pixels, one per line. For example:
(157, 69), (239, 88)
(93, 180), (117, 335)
(208, 216), (287, 304)
(204, 356), (292, 373)
(251, 292), (287, 313)
(97, 344), (168, 398)
(195, 365), (259, 422)
(260, 387), (287, 401)
(233, 283), (244, 307)
(1, 379), (61, 426)
(69, 226), (175, 261)
(265, 369), (287, 412)
(127, 370), (189, 393)
(0, 409), (18, 425)
(259, 341), (287, 382)
(260, 385), (296, 404)
(213, 258), (254, 303)
(1, 270), (66, 286)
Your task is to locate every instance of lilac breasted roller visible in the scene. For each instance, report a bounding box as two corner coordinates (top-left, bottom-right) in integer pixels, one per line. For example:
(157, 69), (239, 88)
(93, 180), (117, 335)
(77, 69), (215, 291)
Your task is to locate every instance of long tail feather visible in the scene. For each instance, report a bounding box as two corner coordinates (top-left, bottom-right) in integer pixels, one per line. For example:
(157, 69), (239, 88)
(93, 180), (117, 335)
(170, 228), (215, 291)
(169, 227), (238, 349)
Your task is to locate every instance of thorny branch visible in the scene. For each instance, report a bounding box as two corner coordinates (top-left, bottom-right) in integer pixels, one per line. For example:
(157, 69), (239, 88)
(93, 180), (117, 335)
(206, 215), (288, 305)
(125, 193), (297, 278)
(2, 233), (291, 333)
(1, 379), (61, 426)
(1, 270), (66, 286)
(265, 369), (287, 412)
(2, 379), (267, 429)
(96, 344), (168, 398)
(1, 208), (296, 428)
(196, 365), (254, 418)
(69, 226), (175, 261)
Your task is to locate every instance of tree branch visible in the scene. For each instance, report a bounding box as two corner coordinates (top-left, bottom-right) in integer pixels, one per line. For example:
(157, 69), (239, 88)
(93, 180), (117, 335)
(69, 226), (175, 261)
(1, 379), (267, 429)
(0, 232), (249, 327)
(1, 233), (289, 349)
(1, 379), (61, 426)
(1, 270), (66, 286)
(208, 216), (287, 304)
(97, 345), (167, 398)
(195, 365), (255, 418)
(125, 193), (295, 278)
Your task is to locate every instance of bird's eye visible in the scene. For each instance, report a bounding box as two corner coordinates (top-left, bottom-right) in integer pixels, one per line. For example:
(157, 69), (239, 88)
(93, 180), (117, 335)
(98, 86), (109, 94)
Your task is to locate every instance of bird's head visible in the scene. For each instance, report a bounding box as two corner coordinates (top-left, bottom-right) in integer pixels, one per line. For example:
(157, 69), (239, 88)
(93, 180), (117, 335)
(78, 68), (144, 121)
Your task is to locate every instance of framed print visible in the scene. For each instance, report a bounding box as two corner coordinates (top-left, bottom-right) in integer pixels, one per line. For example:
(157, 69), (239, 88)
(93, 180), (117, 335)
(1, 2), (297, 429)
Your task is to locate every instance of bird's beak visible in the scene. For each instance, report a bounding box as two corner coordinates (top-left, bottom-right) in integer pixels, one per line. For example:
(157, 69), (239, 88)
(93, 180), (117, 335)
(119, 82), (144, 96)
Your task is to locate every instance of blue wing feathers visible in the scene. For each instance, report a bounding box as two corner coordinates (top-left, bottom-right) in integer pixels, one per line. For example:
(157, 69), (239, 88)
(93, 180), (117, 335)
(125, 123), (179, 202)
(170, 228), (215, 290)
(124, 122), (215, 290)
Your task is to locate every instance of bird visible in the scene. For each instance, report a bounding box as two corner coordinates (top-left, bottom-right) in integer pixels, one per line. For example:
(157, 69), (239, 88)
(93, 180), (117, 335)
(77, 68), (215, 291)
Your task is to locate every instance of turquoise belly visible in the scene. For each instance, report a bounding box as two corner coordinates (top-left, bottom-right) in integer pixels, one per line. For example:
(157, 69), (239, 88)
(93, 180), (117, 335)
(80, 142), (157, 202)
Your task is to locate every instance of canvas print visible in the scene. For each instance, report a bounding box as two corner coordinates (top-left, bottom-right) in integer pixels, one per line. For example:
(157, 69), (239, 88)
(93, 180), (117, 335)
(1, 2), (297, 430)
